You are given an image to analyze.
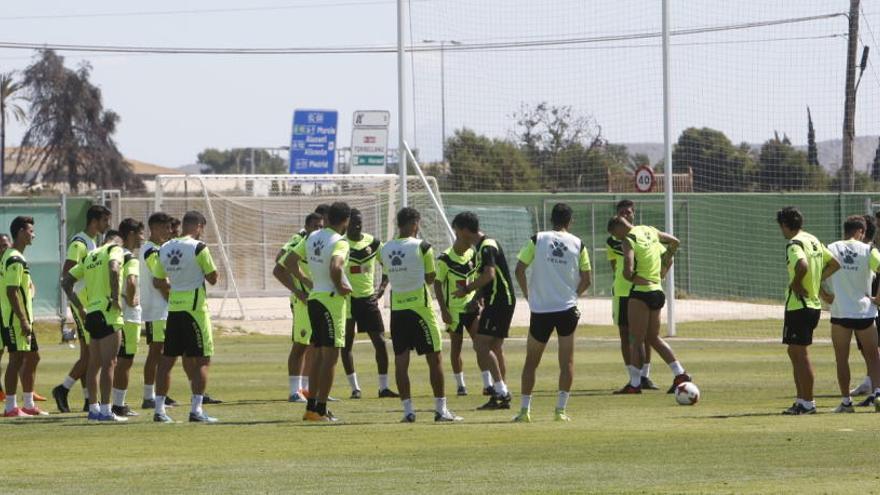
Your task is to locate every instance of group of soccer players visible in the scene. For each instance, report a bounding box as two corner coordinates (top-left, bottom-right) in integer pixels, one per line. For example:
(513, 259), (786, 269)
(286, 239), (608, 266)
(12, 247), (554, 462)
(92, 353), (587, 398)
(776, 206), (880, 415)
(271, 199), (689, 423)
(0, 205), (222, 422)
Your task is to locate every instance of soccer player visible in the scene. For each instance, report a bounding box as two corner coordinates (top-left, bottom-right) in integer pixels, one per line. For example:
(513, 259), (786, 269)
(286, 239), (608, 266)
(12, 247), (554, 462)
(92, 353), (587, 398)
(0, 232), (10, 401)
(513, 203), (591, 422)
(273, 212), (323, 402)
(53, 204), (111, 413)
(606, 199), (657, 391)
(821, 215), (880, 413)
(341, 208), (397, 399)
(290, 202), (352, 421)
(453, 212), (515, 408)
(852, 213), (880, 399)
(169, 216), (181, 238)
(434, 213), (481, 396)
(62, 229), (128, 422)
(607, 216), (691, 395)
(111, 218), (145, 417)
(140, 212), (178, 409)
(152, 211), (220, 423)
(381, 207), (461, 422)
(775, 206), (838, 415)
(2, 216), (46, 417)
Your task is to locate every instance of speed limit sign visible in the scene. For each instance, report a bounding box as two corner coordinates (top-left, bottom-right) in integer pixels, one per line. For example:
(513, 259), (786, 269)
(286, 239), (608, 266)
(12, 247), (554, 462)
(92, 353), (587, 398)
(634, 165), (655, 193)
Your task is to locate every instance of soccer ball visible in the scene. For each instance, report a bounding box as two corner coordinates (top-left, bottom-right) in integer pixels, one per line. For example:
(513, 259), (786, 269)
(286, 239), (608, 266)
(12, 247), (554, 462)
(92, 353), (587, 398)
(674, 382), (700, 405)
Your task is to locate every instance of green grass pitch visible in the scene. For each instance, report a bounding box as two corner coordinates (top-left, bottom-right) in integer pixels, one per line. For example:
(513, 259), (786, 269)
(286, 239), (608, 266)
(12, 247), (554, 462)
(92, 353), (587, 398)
(3, 322), (878, 494)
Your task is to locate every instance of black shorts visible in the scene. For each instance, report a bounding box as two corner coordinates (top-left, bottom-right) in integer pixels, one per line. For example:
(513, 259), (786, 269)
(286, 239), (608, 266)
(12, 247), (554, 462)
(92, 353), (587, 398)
(529, 307), (581, 344)
(629, 290), (666, 311)
(85, 311), (117, 340)
(348, 296), (385, 334)
(830, 317), (875, 331)
(390, 308), (441, 356)
(1, 325), (38, 352)
(164, 311), (212, 358)
(782, 308), (821, 346)
(450, 312), (478, 335)
(307, 298), (343, 348)
(478, 302), (515, 339)
(616, 296), (629, 327)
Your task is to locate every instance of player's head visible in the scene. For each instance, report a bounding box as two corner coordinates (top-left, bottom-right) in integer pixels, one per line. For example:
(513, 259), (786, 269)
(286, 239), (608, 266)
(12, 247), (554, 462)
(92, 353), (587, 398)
(86, 205), (112, 234)
(148, 211), (173, 242)
(304, 212), (323, 233)
(182, 211), (208, 240)
(170, 217), (182, 237)
(103, 229), (123, 246)
(606, 215), (629, 239)
(315, 204), (331, 223)
(451, 211), (480, 245)
(397, 207), (421, 236)
(551, 203), (573, 230)
(119, 218), (145, 249)
(776, 207), (803, 239)
(616, 199), (635, 222)
(844, 215), (867, 241)
(10, 216), (34, 247)
(348, 208), (363, 237)
(0, 233), (11, 254)
(863, 214), (877, 245)
(327, 202), (351, 233)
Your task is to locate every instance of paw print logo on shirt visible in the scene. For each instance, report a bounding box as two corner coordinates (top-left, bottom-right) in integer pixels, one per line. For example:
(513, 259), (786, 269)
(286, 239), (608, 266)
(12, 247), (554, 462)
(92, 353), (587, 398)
(389, 250), (406, 266)
(313, 239), (325, 257)
(842, 247), (857, 264)
(167, 248), (183, 266)
(550, 240), (568, 258)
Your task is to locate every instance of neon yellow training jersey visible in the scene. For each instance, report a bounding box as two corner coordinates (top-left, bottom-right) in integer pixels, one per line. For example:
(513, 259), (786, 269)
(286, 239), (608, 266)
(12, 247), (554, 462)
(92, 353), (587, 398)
(346, 233), (382, 298)
(785, 230), (833, 311)
(0, 248), (33, 329)
(625, 225), (664, 293)
(436, 246), (477, 315)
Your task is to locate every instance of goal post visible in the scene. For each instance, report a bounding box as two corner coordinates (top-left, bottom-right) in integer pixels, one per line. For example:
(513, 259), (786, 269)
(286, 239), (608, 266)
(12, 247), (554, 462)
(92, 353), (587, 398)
(111, 173), (452, 320)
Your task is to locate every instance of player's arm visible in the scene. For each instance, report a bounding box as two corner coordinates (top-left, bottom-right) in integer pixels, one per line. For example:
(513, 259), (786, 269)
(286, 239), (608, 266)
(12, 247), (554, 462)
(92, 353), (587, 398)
(577, 244), (592, 296)
(278, 252), (307, 301)
(373, 240), (388, 299)
(330, 240), (351, 295)
(288, 240), (313, 290)
(196, 243), (219, 286)
(146, 249), (170, 299)
(434, 256), (451, 323)
(514, 237), (535, 301)
(422, 243), (436, 285)
(456, 244), (497, 298)
(62, 264), (85, 321)
(6, 260), (31, 335)
(622, 237), (636, 282)
(108, 248), (123, 311)
(820, 245), (840, 282)
(658, 230), (679, 275)
(125, 259), (139, 307)
(273, 251), (298, 293)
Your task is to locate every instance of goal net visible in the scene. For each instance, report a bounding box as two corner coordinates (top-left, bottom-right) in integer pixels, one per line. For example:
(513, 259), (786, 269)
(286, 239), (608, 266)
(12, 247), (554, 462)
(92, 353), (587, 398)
(109, 174), (452, 319)
(405, 0), (880, 340)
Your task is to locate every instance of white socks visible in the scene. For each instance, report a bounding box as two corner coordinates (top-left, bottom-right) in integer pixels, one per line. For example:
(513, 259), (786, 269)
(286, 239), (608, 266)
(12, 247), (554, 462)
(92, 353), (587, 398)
(556, 391), (570, 410)
(641, 363), (651, 378)
(155, 395), (166, 415)
(5, 395), (16, 411)
(434, 397), (447, 413)
(23, 392), (34, 409)
(481, 370), (492, 388)
(347, 373), (360, 392)
(454, 372), (466, 388)
(112, 388), (127, 407)
(89, 403), (100, 414)
(143, 384), (155, 400)
(378, 374), (389, 391)
(628, 366), (641, 387)
(493, 380), (509, 397)
(100, 403), (111, 415)
(402, 398), (414, 415)
(669, 361), (685, 376)
(289, 376), (303, 395)
(842, 395), (853, 405)
(796, 398), (816, 410)
(302, 376), (310, 392)
(191, 394), (204, 415)
(62, 376), (76, 390)
(83, 387), (90, 400)
(520, 395), (532, 411)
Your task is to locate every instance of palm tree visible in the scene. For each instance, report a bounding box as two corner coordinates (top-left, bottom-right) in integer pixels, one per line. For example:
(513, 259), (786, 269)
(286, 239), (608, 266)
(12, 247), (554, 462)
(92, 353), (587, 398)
(0, 72), (28, 195)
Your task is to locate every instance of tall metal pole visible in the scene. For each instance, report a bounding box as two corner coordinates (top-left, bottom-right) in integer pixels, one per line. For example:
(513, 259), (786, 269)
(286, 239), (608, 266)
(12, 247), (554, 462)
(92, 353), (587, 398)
(662, 0), (676, 337)
(397, 0), (408, 207)
(440, 41), (447, 161)
(842, 0), (860, 192)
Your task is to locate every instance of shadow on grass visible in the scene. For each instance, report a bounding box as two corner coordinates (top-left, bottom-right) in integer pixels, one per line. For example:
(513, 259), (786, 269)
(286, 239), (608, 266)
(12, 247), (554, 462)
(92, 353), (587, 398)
(0, 416), (73, 426)
(705, 412), (793, 419)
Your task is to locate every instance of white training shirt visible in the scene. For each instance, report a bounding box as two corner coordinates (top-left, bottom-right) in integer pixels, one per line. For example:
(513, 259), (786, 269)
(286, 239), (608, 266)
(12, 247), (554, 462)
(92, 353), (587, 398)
(302, 228), (350, 293)
(517, 230), (591, 314)
(160, 236), (209, 291)
(827, 239), (880, 319)
(139, 240), (168, 322)
(381, 237), (431, 293)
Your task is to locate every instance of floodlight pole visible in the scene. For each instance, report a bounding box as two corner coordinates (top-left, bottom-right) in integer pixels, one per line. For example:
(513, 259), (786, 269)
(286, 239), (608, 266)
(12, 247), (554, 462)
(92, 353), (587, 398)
(397, 0), (408, 207)
(662, 0), (676, 337)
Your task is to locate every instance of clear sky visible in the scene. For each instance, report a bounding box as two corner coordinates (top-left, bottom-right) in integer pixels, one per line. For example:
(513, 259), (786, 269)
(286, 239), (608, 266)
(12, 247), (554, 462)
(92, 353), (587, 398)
(1, 0), (878, 168)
